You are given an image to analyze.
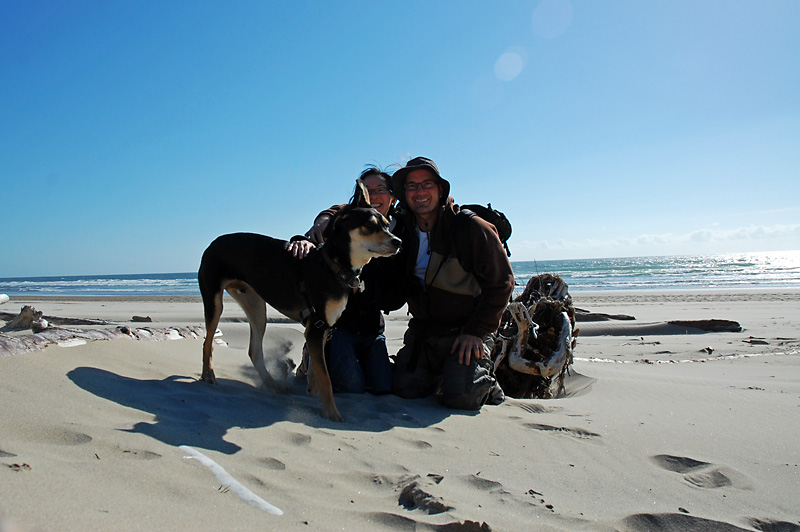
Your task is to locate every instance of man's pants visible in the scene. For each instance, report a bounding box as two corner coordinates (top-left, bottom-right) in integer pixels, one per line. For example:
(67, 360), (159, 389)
(392, 328), (503, 410)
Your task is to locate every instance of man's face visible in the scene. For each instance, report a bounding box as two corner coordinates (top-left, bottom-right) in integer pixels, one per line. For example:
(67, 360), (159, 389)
(404, 169), (441, 217)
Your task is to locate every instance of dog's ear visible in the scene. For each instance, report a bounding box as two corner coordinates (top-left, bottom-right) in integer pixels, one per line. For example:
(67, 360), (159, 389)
(352, 179), (371, 208)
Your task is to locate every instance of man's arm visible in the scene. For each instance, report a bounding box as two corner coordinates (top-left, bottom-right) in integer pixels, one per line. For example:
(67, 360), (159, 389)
(462, 216), (515, 339)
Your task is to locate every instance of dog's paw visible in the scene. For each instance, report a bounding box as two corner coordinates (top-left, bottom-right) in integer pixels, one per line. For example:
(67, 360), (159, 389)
(322, 407), (344, 423)
(200, 369), (217, 385)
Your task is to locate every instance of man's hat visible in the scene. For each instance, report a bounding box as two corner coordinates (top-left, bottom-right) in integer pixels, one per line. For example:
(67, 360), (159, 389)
(392, 157), (450, 208)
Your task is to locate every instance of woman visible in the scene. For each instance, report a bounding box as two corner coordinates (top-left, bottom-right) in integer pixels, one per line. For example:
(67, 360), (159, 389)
(289, 166), (407, 394)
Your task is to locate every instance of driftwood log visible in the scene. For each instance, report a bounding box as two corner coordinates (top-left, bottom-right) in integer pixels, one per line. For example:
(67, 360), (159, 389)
(0, 324), (206, 356)
(3, 306), (43, 330)
(491, 274), (578, 399)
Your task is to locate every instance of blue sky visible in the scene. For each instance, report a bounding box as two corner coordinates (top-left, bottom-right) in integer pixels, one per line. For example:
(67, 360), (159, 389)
(2, 0), (798, 277)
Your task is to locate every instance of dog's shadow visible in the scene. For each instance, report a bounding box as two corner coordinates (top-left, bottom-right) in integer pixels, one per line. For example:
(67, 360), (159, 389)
(67, 366), (454, 455)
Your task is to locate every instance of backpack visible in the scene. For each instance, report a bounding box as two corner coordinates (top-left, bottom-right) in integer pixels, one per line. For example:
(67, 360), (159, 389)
(447, 202), (512, 274)
(458, 203), (512, 257)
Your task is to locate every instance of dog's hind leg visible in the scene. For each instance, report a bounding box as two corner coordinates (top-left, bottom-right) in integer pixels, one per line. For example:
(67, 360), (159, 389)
(201, 289), (224, 384)
(305, 324), (343, 422)
(227, 281), (285, 392)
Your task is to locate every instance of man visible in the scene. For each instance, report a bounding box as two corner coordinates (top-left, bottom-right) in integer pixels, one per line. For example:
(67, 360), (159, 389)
(391, 157), (514, 410)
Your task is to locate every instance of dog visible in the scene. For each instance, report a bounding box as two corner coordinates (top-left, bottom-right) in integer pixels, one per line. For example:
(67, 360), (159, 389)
(198, 205), (402, 421)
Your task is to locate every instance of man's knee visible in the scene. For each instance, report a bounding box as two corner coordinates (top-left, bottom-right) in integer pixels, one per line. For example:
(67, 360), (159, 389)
(440, 358), (496, 410)
(391, 368), (434, 399)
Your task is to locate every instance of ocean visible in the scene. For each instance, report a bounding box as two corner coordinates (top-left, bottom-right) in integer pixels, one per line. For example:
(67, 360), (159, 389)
(1, 251), (798, 298)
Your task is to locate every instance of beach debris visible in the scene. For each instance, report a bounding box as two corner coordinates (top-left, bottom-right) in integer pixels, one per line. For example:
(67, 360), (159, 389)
(398, 479), (453, 514)
(437, 520), (493, 531)
(667, 319), (742, 332)
(179, 445), (283, 516)
(3, 305), (42, 330)
(742, 337), (769, 345)
(526, 488), (556, 512)
(701, 346), (714, 354)
(574, 308), (635, 321)
(491, 274), (577, 399)
(31, 318), (49, 333)
(131, 315), (152, 323)
(0, 323), (206, 356)
(0, 310), (112, 327)
(7, 463), (32, 472)
(623, 338), (661, 346)
(0, 294), (9, 305)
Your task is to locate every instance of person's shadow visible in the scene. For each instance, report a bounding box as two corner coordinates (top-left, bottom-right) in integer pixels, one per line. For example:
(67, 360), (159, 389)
(68, 365), (455, 455)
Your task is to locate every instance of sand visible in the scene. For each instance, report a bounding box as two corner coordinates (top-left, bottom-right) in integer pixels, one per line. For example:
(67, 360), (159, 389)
(1, 291), (799, 531)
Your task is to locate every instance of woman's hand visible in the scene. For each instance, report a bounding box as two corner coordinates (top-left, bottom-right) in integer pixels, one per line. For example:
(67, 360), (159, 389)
(288, 239), (315, 259)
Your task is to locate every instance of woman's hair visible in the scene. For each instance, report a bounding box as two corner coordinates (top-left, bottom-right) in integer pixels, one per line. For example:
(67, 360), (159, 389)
(349, 165), (394, 206)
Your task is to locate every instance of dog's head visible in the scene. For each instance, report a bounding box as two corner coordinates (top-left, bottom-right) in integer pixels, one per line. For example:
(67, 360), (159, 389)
(324, 205), (402, 270)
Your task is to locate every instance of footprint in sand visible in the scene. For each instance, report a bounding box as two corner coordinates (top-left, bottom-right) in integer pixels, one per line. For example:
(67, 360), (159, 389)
(623, 513), (753, 531)
(40, 429), (93, 446)
(466, 474), (509, 495)
(285, 432), (312, 446)
(0, 449), (17, 458)
(113, 448), (162, 460)
(684, 469), (733, 489)
(399, 438), (432, 450)
(522, 423), (601, 441)
(509, 402), (561, 414)
(650, 454), (709, 473)
(650, 454), (751, 490)
(258, 457), (286, 470)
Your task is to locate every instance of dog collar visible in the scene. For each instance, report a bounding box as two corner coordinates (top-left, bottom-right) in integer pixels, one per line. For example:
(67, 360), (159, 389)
(321, 247), (363, 293)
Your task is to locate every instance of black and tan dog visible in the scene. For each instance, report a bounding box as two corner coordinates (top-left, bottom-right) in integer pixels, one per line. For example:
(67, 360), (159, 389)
(198, 205), (401, 421)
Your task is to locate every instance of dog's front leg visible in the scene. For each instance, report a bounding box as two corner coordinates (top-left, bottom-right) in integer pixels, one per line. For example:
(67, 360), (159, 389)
(305, 324), (343, 422)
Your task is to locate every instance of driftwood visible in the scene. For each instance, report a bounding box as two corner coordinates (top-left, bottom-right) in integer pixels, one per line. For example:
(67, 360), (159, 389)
(3, 306), (42, 330)
(492, 274), (578, 399)
(0, 324), (206, 356)
(667, 319), (741, 332)
(0, 304), (210, 357)
(0, 309), (112, 327)
(574, 308), (636, 322)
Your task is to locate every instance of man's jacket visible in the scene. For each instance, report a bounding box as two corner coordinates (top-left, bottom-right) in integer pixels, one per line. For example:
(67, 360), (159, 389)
(401, 197), (514, 339)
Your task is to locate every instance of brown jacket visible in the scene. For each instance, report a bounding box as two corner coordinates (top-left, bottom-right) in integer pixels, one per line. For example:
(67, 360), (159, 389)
(401, 197), (514, 338)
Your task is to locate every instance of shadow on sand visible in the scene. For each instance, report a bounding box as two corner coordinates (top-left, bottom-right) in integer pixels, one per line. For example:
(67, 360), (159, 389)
(67, 366), (457, 454)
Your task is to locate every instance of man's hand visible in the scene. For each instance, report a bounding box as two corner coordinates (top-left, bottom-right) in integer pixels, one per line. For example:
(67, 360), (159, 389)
(451, 334), (484, 365)
(287, 239), (315, 259)
(305, 214), (331, 245)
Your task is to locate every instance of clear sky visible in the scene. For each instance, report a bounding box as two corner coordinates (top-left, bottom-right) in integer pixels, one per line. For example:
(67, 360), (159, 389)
(2, 0), (798, 277)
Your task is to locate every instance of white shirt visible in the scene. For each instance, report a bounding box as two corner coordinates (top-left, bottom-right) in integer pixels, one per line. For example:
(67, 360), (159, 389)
(414, 228), (431, 284)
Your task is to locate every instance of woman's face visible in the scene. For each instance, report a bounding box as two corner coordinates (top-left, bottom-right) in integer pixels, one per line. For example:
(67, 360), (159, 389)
(362, 174), (395, 217)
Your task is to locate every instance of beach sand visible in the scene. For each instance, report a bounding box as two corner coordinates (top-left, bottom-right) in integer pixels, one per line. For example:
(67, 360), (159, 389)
(1, 291), (799, 531)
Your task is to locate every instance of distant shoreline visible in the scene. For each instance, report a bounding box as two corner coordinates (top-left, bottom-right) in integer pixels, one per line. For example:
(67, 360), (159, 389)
(5, 286), (800, 302)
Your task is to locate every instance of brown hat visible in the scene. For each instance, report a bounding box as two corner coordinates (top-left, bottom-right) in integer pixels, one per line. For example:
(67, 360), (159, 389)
(391, 157), (450, 209)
